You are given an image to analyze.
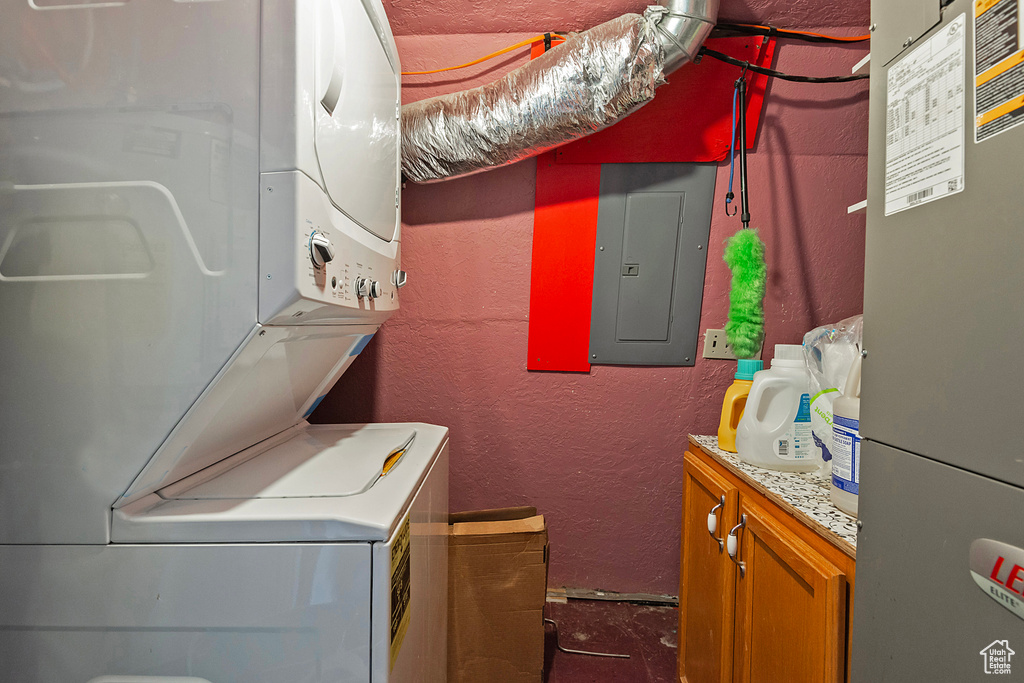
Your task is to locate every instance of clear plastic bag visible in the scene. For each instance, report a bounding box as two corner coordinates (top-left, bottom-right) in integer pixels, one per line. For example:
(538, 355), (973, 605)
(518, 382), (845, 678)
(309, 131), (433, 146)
(802, 315), (863, 474)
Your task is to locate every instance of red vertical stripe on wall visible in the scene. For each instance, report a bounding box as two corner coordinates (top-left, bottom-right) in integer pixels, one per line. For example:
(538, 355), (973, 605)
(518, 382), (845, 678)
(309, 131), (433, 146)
(527, 152), (601, 372)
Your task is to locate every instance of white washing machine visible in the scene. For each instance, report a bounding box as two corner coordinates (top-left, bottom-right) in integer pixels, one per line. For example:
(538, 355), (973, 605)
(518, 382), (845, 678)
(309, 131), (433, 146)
(0, 0), (447, 680)
(1, 422), (449, 682)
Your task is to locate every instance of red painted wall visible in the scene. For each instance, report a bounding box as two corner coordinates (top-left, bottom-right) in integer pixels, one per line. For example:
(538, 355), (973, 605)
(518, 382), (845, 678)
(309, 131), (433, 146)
(314, 29), (869, 595)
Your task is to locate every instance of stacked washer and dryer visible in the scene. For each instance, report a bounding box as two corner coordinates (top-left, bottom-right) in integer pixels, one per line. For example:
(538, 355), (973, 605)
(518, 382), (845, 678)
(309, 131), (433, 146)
(0, 0), (448, 681)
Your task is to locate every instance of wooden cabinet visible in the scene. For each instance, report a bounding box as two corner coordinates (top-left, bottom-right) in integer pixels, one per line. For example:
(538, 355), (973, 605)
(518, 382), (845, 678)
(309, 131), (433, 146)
(678, 455), (737, 683)
(732, 497), (846, 683)
(678, 442), (855, 683)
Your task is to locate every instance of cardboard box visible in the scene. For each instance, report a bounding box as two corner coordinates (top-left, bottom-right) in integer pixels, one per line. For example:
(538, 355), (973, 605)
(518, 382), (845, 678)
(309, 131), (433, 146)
(448, 507), (548, 683)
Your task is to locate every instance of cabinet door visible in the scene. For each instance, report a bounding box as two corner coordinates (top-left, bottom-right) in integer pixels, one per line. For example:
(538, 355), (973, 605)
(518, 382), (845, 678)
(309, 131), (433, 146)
(679, 453), (738, 683)
(732, 496), (846, 683)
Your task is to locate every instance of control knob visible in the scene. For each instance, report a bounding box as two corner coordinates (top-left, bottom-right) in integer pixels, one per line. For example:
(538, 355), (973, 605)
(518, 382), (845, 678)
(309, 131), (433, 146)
(355, 277), (383, 299)
(309, 231), (335, 268)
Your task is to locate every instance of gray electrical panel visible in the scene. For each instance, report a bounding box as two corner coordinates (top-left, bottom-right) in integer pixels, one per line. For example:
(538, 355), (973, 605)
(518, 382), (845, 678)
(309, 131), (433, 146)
(589, 163), (716, 366)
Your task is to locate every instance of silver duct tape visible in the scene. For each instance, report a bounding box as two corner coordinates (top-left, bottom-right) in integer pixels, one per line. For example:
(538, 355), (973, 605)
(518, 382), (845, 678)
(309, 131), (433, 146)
(401, 13), (666, 183)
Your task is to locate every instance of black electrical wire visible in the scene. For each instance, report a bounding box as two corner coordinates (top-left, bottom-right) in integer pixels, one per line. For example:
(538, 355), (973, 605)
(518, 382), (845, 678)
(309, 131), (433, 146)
(698, 47), (870, 83)
(711, 23), (871, 44)
(736, 77), (750, 228)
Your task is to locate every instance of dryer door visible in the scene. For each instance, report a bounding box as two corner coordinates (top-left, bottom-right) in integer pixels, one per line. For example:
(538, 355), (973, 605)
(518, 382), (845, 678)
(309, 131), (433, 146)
(314, 0), (400, 243)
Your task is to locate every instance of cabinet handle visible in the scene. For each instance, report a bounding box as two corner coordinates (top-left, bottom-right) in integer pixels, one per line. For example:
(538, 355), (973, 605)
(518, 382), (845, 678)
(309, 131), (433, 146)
(727, 514), (747, 577)
(707, 496), (725, 552)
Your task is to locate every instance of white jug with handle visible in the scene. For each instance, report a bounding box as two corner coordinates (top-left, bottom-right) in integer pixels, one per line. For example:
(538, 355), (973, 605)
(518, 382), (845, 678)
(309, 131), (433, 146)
(735, 344), (818, 472)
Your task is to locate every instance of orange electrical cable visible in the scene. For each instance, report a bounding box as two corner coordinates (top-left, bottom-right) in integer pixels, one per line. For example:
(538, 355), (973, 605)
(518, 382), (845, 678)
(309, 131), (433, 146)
(401, 33), (564, 75)
(400, 23), (866, 76)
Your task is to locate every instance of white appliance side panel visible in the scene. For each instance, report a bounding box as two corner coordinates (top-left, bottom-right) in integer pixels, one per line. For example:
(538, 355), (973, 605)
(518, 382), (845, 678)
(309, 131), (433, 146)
(0, 543), (372, 682)
(372, 442), (448, 683)
(0, 0), (261, 544)
(259, 171), (400, 326)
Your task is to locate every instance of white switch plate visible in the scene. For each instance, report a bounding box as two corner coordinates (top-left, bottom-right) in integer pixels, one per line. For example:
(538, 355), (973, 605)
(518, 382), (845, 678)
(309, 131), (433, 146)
(702, 329), (735, 360)
(702, 329), (764, 360)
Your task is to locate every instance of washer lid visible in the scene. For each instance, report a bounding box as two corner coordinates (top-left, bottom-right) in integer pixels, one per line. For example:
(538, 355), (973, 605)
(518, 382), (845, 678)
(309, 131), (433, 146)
(110, 423), (449, 544)
(164, 424), (417, 500)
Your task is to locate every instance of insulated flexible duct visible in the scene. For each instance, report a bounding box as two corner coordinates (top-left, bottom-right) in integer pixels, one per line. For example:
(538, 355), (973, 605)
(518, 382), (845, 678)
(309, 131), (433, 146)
(400, 0), (719, 183)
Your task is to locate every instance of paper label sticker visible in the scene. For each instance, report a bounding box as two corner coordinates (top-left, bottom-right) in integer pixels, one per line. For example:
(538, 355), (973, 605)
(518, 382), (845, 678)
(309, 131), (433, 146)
(975, 0), (1024, 141)
(389, 515), (412, 670)
(774, 394), (814, 461)
(885, 14), (967, 216)
(832, 414), (861, 494)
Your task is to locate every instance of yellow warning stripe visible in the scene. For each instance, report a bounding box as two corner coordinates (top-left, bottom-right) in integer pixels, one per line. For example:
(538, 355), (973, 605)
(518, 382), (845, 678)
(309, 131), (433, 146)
(976, 0), (1006, 18)
(977, 93), (1024, 126)
(977, 49), (1024, 86)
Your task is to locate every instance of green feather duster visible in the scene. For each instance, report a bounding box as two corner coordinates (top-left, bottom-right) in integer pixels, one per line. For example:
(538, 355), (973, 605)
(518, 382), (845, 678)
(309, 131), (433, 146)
(723, 228), (766, 359)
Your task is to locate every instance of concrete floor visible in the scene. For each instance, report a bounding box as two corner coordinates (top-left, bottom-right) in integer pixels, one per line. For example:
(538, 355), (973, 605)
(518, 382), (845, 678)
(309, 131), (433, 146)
(544, 600), (678, 683)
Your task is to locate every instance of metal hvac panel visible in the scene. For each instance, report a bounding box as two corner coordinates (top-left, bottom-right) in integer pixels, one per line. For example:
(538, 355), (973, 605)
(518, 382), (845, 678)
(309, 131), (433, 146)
(862, 0), (1024, 488)
(852, 440), (1024, 682)
(589, 163), (715, 366)
(870, 0), (942, 65)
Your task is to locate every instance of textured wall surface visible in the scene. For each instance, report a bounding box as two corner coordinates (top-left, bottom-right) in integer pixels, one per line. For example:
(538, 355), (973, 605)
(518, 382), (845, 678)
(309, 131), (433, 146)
(382, 0), (870, 35)
(315, 10), (870, 594)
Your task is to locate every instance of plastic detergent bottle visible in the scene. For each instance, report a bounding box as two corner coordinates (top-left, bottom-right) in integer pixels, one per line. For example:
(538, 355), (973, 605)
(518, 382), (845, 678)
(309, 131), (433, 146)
(830, 355), (862, 516)
(735, 344), (817, 472)
(717, 359), (764, 452)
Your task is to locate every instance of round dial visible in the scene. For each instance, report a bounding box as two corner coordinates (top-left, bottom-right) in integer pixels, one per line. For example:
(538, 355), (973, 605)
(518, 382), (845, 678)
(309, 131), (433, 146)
(355, 277), (383, 299)
(309, 231), (335, 268)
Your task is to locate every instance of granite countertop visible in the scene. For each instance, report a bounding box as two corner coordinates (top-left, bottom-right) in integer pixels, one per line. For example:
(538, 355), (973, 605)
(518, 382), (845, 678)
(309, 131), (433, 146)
(689, 435), (858, 556)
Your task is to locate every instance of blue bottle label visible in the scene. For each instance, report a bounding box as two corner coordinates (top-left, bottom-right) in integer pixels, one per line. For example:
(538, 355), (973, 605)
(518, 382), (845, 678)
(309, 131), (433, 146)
(775, 393), (814, 460)
(795, 393), (811, 422)
(832, 414), (860, 494)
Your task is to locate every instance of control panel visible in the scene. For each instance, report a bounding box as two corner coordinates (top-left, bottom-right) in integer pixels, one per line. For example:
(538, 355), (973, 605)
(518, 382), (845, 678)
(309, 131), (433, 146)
(259, 171), (406, 326)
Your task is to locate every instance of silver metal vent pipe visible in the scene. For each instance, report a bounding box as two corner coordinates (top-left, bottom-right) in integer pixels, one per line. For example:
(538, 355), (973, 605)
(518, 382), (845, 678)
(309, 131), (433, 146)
(401, 0), (720, 183)
(650, 0), (719, 73)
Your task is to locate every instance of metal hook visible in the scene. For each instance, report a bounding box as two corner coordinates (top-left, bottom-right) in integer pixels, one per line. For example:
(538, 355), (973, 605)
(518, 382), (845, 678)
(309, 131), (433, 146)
(724, 192), (737, 216)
